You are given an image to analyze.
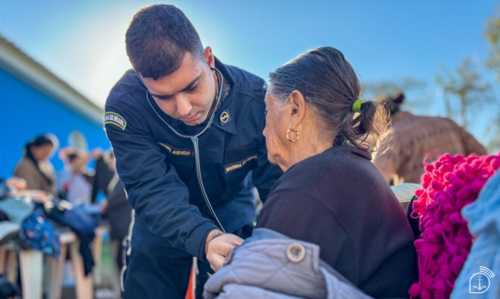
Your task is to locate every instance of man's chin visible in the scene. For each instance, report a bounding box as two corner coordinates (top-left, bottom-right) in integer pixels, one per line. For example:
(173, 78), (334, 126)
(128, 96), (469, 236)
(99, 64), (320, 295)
(182, 113), (207, 126)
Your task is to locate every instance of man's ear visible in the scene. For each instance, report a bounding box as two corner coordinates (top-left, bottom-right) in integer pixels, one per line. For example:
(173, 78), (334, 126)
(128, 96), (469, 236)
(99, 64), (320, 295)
(203, 47), (215, 68)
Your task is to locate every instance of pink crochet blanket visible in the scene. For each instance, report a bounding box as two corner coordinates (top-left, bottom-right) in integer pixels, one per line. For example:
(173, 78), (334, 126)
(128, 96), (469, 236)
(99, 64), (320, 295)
(409, 153), (500, 299)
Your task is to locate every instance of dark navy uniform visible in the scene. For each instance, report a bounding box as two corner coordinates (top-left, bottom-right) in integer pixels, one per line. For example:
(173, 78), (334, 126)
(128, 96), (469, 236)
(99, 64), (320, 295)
(104, 58), (281, 298)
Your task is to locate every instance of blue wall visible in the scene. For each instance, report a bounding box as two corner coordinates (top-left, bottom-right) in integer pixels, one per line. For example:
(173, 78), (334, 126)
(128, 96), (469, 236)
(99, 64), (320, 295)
(1, 67), (110, 178)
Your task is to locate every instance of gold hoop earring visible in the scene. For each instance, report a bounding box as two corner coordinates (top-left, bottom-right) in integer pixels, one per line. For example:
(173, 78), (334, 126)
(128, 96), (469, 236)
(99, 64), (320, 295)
(286, 128), (300, 143)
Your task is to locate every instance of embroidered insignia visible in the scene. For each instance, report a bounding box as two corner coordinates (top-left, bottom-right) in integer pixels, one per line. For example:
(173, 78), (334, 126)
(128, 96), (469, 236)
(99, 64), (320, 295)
(104, 112), (127, 130)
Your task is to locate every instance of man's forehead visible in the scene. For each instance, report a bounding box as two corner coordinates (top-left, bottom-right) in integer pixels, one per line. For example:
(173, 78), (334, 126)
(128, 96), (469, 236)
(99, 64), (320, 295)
(142, 52), (204, 95)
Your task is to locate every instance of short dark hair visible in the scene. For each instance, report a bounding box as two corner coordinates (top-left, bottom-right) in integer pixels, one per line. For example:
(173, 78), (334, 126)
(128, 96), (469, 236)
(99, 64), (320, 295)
(67, 151), (80, 163)
(126, 5), (203, 79)
(24, 134), (57, 186)
(25, 134), (56, 155)
(269, 47), (388, 150)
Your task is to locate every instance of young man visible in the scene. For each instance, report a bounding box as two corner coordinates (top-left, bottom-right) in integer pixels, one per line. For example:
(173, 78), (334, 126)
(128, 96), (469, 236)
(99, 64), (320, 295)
(104, 5), (281, 298)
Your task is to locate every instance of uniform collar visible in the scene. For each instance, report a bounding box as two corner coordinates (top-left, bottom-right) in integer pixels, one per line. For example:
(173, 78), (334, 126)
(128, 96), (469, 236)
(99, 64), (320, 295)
(211, 58), (238, 135)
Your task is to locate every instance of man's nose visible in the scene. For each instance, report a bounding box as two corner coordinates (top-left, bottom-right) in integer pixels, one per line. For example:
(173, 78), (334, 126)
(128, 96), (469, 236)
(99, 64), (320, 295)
(176, 96), (192, 117)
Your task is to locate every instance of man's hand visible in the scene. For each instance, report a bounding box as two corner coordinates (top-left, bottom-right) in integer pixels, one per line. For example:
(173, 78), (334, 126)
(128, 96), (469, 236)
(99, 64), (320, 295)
(205, 229), (243, 271)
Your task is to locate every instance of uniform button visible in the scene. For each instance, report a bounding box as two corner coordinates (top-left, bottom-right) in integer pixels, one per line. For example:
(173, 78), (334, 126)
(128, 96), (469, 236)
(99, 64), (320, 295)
(286, 243), (305, 263)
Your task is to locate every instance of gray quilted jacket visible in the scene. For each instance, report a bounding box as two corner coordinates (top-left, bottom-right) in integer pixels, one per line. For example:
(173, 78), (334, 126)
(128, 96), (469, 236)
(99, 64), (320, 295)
(204, 228), (372, 299)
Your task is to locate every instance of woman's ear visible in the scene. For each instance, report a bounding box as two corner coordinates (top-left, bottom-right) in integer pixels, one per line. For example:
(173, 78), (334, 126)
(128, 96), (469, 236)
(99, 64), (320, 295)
(287, 90), (307, 127)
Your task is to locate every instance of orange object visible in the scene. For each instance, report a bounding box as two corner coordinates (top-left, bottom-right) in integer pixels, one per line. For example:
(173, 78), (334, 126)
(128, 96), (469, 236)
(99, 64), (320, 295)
(185, 257), (198, 299)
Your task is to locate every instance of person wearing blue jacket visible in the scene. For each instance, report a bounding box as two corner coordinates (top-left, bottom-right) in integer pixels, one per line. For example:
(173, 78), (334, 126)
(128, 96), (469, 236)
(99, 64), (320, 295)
(104, 4), (281, 298)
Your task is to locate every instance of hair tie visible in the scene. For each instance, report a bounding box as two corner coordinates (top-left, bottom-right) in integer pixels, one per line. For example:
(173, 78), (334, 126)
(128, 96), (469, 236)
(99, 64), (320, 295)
(352, 98), (363, 113)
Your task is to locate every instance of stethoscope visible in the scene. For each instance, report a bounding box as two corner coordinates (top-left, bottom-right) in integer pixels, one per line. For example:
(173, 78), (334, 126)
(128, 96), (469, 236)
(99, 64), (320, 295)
(146, 67), (226, 231)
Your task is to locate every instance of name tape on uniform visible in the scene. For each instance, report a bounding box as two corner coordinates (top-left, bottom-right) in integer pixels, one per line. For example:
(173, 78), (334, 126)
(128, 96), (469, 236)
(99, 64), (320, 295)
(104, 112), (127, 130)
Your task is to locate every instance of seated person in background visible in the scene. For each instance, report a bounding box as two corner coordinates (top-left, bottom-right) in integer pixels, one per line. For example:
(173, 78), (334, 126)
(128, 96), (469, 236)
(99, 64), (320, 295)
(100, 152), (132, 271)
(373, 92), (487, 184)
(257, 47), (417, 298)
(14, 134), (58, 195)
(58, 148), (92, 205)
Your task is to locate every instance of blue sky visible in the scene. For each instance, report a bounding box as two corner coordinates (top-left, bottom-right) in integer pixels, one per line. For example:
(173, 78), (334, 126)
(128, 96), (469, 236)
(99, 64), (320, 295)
(1, 1), (498, 143)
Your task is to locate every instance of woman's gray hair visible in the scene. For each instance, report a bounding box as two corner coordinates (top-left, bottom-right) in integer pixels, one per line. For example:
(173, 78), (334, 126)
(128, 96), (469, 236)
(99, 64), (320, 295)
(268, 47), (387, 149)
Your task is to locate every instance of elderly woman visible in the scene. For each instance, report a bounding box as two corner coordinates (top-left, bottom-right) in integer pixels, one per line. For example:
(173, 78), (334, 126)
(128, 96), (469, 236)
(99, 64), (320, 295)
(256, 47), (417, 298)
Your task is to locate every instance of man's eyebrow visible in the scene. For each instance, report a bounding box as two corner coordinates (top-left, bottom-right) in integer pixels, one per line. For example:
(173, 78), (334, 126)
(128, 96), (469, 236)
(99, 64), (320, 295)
(150, 74), (202, 100)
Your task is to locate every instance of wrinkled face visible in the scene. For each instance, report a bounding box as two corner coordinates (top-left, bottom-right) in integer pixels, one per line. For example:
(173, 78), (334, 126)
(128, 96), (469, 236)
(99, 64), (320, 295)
(263, 89), (292, 171)
(142, 48), (217, 126)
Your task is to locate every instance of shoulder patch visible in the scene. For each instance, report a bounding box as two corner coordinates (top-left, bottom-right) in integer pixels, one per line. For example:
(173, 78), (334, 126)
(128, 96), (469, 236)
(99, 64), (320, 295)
(104, 111), (127, 130)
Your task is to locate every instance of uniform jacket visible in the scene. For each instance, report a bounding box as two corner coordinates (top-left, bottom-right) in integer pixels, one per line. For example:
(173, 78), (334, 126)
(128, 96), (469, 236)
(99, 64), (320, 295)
(104, 58), (281, 259)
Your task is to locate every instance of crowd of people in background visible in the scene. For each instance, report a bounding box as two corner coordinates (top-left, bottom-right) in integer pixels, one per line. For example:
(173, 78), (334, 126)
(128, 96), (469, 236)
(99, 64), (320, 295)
(0, 133), (131, 298)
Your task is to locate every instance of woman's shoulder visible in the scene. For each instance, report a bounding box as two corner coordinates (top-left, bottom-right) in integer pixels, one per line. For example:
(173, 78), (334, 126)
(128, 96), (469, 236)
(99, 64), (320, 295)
(276, 145), (389, 207)
(272, 154), (328, 195)
(273, 145), (368, 189)
(293, 145), (372, 177)
(14, 158), (35, 173)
